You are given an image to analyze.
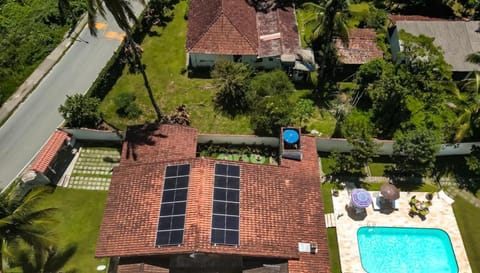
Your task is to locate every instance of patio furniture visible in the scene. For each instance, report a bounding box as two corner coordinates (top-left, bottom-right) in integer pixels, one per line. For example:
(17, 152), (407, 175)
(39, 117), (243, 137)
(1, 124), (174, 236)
(372, 192), (399, 211)
(380, 183), (400, 200)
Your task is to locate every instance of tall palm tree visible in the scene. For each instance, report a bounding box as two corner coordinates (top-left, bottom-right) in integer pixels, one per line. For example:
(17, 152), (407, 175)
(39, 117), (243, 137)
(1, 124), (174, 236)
(302, 0), (350, 47)
(302, 0), (350, 83)
(60, 0), (163, 121)
(0, 186), (58, 272)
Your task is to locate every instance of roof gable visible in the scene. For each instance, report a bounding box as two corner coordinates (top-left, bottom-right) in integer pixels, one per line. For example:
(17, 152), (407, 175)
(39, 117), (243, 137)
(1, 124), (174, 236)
(30, 130), (69, 173)
(187, 0), (258, 55)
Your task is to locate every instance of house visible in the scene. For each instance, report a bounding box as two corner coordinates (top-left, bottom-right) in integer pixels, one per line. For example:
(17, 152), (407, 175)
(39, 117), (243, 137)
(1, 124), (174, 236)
(186, 0), (314, 77)
(388, 15), (480, 75)
(334, 28), (383, 77)
(95, 124), (330, 273)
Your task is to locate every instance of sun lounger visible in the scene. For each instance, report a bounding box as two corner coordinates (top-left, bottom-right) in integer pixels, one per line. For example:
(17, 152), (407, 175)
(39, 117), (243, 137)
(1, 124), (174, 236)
(438, 190), (454, 205)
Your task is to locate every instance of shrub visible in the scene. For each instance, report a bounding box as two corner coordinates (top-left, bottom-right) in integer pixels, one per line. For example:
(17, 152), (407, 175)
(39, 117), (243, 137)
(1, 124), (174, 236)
(114, 93), (142, 119)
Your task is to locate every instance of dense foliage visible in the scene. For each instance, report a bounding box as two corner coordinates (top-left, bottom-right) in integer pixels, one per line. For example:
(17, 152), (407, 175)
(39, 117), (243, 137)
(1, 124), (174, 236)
(211, 61), (255, 116)
(351, 31), (457, 141)
(0, 186), (58, 272)
(114, 92), (142, 119)
(0, 0), (85, 107)
(58, 94), (101, 128)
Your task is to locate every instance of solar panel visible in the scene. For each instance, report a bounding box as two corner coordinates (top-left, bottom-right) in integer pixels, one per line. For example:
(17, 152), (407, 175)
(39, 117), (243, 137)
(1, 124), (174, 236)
(156, 164), (190, 246)
(211, 163), (240, 246)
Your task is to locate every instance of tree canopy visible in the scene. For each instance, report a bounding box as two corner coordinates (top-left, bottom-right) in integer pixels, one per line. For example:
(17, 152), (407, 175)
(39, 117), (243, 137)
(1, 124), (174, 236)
(58, 94), (102, 128)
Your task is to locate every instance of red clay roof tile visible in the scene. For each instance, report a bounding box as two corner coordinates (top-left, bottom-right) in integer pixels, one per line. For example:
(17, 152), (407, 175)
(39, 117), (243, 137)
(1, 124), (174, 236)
(30, 130), (69, 173)
(186, 0), (299, 56)
(335, 28), (383, 64)
(96, 124), (330, 273)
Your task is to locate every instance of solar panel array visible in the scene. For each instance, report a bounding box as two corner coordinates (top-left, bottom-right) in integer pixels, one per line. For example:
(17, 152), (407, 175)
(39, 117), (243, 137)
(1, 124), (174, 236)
(211, 163), (240, 246)
(156, 164), (190, 246)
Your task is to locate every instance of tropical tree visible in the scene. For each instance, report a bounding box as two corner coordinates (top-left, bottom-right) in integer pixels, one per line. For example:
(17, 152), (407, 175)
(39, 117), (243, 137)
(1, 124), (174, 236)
(453, 71), (480, 142)
(58, 93), (102, 128)
(0, 186), (58, 272)
(302, 0), (350, 83)
(392, 128), (440, 176)
(60, 0), (163, 121)
(211, 61), (255, 116)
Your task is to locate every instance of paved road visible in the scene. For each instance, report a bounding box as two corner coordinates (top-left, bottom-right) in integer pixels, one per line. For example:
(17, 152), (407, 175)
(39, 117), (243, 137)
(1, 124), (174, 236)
(0, 3), (144, 188)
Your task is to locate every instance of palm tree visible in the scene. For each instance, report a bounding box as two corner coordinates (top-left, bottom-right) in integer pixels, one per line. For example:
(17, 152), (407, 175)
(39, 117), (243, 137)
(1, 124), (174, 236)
(0, 186), (58, 272)
(466, 52), (480, 66)
(453, 71), (480, 142)
(302, 0), (350, 83)
(9, 244), (77, 273)
(60, 0), (163, 121)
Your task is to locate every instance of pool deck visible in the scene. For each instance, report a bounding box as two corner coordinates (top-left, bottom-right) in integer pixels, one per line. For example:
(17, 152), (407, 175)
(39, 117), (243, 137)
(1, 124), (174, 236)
(332, 189), (472, 273)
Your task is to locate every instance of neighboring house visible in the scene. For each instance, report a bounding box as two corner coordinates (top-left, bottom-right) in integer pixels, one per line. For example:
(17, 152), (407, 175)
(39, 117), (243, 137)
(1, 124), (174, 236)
(29, 129), (73, 183)
(95, 124), (330, 273)
(186, 0), (314, 78)
(334, 28), (383, 77)
(388, 15), (480, 75)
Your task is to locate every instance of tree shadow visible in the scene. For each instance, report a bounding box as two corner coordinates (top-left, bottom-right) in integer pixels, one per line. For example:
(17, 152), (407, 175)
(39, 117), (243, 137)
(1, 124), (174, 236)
(125, 123), (166, 161)
(13, 244), (78, 273)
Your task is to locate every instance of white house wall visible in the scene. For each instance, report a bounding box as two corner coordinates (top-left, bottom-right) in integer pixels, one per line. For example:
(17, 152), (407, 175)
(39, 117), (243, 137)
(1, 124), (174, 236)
(189, 53), (282, 69)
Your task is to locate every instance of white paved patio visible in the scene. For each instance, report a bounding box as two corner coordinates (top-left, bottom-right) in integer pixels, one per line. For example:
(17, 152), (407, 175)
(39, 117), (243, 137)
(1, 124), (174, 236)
(331, 189), (472, 273)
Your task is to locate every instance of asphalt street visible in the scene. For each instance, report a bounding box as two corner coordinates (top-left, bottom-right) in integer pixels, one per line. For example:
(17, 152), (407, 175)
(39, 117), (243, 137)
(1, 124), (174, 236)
(0, 3), (144, 188)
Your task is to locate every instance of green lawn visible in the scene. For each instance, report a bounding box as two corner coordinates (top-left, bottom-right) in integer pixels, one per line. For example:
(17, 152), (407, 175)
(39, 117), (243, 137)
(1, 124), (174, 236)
(321, 182), (341, 273)
(453, 196), (480, 273)
(37, 188), (109, 272)
(99, 1), (252, 134)
(321, 157), (335, 175)
(368, 162), (394, 176)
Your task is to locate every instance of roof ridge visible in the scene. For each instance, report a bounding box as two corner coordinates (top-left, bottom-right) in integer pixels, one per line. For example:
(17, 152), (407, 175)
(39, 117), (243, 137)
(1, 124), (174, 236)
(186, 2), (223, 51)
(223, 1), (258, 53)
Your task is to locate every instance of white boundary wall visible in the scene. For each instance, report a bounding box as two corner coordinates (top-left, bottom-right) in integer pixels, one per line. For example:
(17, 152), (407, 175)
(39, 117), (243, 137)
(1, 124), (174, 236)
(63, 130), (480, 156)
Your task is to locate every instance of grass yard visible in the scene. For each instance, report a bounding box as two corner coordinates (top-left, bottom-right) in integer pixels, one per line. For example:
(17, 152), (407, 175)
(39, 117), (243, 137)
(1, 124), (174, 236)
(453, 197), (480, 273)
(99, 1), (252, 134)
(320, 156), (335, 175)
(37, 188), (108, 272)
(368, 162), (394, 176)
(321, 182), (341, 273)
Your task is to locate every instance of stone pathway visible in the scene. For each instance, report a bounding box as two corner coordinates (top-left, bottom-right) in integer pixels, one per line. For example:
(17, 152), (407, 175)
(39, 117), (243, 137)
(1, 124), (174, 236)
(63, 147), (120, 191)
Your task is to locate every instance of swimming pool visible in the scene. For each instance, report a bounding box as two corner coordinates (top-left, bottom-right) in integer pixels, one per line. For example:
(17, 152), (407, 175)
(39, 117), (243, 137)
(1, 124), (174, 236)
(357, 227), (458, 273)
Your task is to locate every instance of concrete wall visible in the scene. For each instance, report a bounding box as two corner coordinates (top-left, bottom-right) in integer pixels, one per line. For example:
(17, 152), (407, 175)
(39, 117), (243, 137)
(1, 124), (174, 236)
(62, 128), (123, 142)
(388, 27), (402, 63)
(189, 53), (233, 67)
(63, 130), (479, 156)
(198, 134), (279, 147)
(189, 53), (282, 70)
(316, 137), (479, 156)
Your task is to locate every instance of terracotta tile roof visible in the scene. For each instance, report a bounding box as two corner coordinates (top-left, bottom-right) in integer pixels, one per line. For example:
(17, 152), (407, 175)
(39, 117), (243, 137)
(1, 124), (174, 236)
(257, 7), (300, 57)
(186, 0), (299, 56)
(186, 0), (258, 54)
(335, 28), (383, 64)
(30, 130), (70, 173)
(96, 125), (330, 273)
(121, 123), (197, 165)
(389, 15), (447, 24)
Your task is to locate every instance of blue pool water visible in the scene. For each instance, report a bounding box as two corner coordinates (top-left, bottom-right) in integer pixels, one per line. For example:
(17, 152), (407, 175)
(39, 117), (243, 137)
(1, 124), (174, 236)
(357, 227), (458, 273)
